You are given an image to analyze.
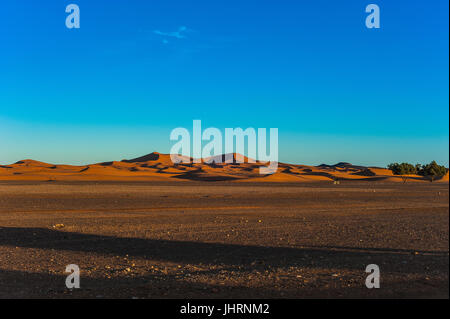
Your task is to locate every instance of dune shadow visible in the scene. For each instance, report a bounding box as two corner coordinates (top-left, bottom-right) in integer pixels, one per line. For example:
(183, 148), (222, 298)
(351, 169), (376, 177)
(172, 172), (240, 182)
(122, 153), (160, 163)
(99, 161), (114, 166)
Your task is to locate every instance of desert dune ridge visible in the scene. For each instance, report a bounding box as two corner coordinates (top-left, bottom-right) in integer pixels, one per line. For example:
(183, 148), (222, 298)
(0, 152), (448, 182)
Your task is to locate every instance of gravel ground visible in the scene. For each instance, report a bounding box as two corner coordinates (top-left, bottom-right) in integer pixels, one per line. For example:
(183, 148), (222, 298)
(0, 181), (448, 298)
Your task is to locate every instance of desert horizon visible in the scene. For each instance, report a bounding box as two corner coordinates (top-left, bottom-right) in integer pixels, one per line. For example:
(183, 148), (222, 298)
(1, 151), (448, 183)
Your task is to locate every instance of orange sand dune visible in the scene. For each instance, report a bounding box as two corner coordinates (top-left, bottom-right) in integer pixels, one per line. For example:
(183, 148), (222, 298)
(439, 171), (449, 182)
(0, 152), (447, 183)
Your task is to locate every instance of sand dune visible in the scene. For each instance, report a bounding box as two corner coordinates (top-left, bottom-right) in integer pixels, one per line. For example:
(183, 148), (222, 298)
(0, 152), (447, 183)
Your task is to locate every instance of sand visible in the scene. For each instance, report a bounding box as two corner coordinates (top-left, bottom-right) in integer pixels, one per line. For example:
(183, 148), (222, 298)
(1, 152), (446, 183)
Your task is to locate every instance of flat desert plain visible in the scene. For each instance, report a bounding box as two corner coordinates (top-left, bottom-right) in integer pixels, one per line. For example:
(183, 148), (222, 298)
(0, 181), (448, 298)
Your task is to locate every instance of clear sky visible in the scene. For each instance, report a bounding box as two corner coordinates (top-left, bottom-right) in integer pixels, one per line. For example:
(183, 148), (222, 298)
(0, 0), (448, 166)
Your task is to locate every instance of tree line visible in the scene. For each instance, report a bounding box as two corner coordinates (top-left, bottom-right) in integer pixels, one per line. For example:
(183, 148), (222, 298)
(388, 161), (448, 182)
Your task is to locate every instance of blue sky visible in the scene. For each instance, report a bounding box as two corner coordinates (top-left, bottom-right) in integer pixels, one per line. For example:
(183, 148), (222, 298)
(0, 0), (448, 166)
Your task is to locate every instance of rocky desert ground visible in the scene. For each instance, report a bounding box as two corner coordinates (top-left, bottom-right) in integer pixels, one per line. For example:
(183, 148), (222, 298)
(0, 180), (448, 299)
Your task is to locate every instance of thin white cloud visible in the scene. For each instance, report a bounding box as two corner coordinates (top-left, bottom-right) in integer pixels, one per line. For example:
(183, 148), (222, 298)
(153, 26), (189, 40)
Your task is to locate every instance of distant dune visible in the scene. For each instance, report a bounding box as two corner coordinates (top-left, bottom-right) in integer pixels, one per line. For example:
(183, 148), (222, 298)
(0, 152), (448, 183)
